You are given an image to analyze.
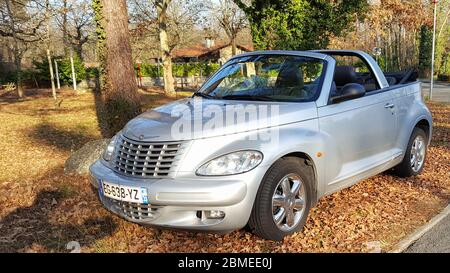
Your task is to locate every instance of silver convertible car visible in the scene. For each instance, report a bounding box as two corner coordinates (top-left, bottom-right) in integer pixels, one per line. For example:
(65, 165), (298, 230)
(89, 50), (432, 241)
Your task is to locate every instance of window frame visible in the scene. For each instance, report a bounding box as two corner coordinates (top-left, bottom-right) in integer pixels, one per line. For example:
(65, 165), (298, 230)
(320, 52), (385, 104)
(198, 53), (329, 103)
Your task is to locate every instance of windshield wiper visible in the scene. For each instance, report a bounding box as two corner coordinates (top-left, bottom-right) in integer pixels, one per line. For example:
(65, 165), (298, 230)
(192, 92), (216, 99)
(220, 94), (274, 101)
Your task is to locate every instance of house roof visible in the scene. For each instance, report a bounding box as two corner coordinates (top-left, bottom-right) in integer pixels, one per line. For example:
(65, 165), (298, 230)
(172, 42), (253, 59)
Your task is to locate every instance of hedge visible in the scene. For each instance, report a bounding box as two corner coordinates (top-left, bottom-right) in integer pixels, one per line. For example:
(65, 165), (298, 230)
(1, 60), (220, 87)
(31, 55), (87, 86)
(137, 63), (220, 77)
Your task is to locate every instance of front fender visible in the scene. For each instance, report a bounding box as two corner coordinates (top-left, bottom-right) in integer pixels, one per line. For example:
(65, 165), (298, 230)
(175, 118), (327, 201)
(255, 119), (327, 201)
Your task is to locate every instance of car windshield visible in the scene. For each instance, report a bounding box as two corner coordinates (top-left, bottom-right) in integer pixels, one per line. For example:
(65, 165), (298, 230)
(197, 54), (325, 102)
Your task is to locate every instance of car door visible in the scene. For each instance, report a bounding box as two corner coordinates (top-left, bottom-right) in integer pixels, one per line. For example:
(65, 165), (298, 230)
(318, 89), (397, 193)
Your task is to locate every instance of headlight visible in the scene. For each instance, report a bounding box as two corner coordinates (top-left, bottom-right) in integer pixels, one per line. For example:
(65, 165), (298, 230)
(103, 135), (118, 161)
(196, 150), (263, 176)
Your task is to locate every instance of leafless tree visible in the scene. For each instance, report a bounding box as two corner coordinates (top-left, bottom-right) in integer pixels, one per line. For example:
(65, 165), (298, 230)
(214, 0), (247, 55)
(44, 0), (57, 99)
(54, 0), (94, 59)
(129, 0), (206, 95)
(1, 0), (46, 97)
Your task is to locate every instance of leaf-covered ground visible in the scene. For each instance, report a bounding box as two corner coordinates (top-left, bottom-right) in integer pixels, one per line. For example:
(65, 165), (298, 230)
(0, 88), (448, 253)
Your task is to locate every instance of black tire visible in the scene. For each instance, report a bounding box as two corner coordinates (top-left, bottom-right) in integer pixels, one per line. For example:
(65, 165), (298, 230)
(394, 127), (428, 177)
(248, 157), (314, 241)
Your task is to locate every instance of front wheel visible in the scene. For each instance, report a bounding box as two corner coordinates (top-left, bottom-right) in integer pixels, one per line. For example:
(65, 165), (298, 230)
(248, 157), (313, 241)
(394, 127), (428, 177)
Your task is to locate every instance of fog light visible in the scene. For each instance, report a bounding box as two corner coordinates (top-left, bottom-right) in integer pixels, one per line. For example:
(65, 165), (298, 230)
(205, 210), (225, 219)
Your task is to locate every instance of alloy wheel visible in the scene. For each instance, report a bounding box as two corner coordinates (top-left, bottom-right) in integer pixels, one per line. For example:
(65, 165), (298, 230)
(410, 135), (426, 172)
(271, 173), (306, 232)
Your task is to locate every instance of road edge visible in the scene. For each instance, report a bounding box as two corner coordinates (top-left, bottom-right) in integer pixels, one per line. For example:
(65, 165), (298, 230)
(389, 203), (450, 253)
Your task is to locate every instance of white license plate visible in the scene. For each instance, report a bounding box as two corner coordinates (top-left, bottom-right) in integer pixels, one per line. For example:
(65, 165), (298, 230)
(99, 180), (148, 204)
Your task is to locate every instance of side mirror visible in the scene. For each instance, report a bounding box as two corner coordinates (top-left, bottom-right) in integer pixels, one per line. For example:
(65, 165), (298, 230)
(331, 83), (365, 104)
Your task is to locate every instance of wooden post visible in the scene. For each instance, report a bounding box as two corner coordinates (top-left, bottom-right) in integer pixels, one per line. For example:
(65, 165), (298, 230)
(430, 0), (438, 100)
(47, 49), (57, 100)
(54, 59), (60, 89)
(70, 49), (77, 91)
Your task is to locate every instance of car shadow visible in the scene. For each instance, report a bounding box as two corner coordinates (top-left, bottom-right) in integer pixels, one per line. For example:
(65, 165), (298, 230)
(0, 189), (117, 252)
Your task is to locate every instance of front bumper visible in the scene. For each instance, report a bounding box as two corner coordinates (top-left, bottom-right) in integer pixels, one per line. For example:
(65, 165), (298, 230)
(89, 160), (261, 232)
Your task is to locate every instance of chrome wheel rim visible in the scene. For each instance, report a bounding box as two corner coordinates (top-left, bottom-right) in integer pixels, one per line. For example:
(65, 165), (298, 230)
(272, 173), (306, 232)
(410, 135), (426, 172)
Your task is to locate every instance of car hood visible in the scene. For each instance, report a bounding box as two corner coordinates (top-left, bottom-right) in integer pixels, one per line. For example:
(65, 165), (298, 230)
(122, 98), (317, 142)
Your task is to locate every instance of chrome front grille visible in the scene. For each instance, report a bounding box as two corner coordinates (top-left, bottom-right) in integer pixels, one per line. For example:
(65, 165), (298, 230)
(113, 136), (184, 178)
(111, 199), (162, 220)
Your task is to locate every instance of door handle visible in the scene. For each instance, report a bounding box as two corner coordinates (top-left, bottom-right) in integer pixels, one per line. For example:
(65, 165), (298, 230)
(384, 103), (395, 109)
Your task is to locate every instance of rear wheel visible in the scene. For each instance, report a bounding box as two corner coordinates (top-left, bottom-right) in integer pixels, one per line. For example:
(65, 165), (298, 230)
(248, 157), (313, 241)
(394, 127), (427, 177)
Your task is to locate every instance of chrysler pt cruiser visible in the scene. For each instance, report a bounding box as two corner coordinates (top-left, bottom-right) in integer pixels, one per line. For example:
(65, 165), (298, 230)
(89, 50), (432, 241)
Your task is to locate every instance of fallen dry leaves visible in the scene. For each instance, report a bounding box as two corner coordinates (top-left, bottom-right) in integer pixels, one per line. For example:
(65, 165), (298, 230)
(0, 89), (448, 253)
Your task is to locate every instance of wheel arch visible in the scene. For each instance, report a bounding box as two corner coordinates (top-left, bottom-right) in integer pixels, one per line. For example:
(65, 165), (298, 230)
(279, 151), (319, 206)
(414, 118), (431, 142)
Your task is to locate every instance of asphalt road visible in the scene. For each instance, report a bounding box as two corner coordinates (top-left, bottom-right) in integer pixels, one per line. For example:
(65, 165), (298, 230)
(421, 81), (450, 103)
(405, 213), (450, 253)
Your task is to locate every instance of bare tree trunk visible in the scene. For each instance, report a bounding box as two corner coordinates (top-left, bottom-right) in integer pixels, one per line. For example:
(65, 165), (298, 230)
(76, 43), (83, 60)
(14, 56), (24, 98)
(62, 0), (68, 55)
(156, 0), (175, 96)
(95, 0), (140, 137)
(46, 0), (56, 100)
(231, 37), (237, 56)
